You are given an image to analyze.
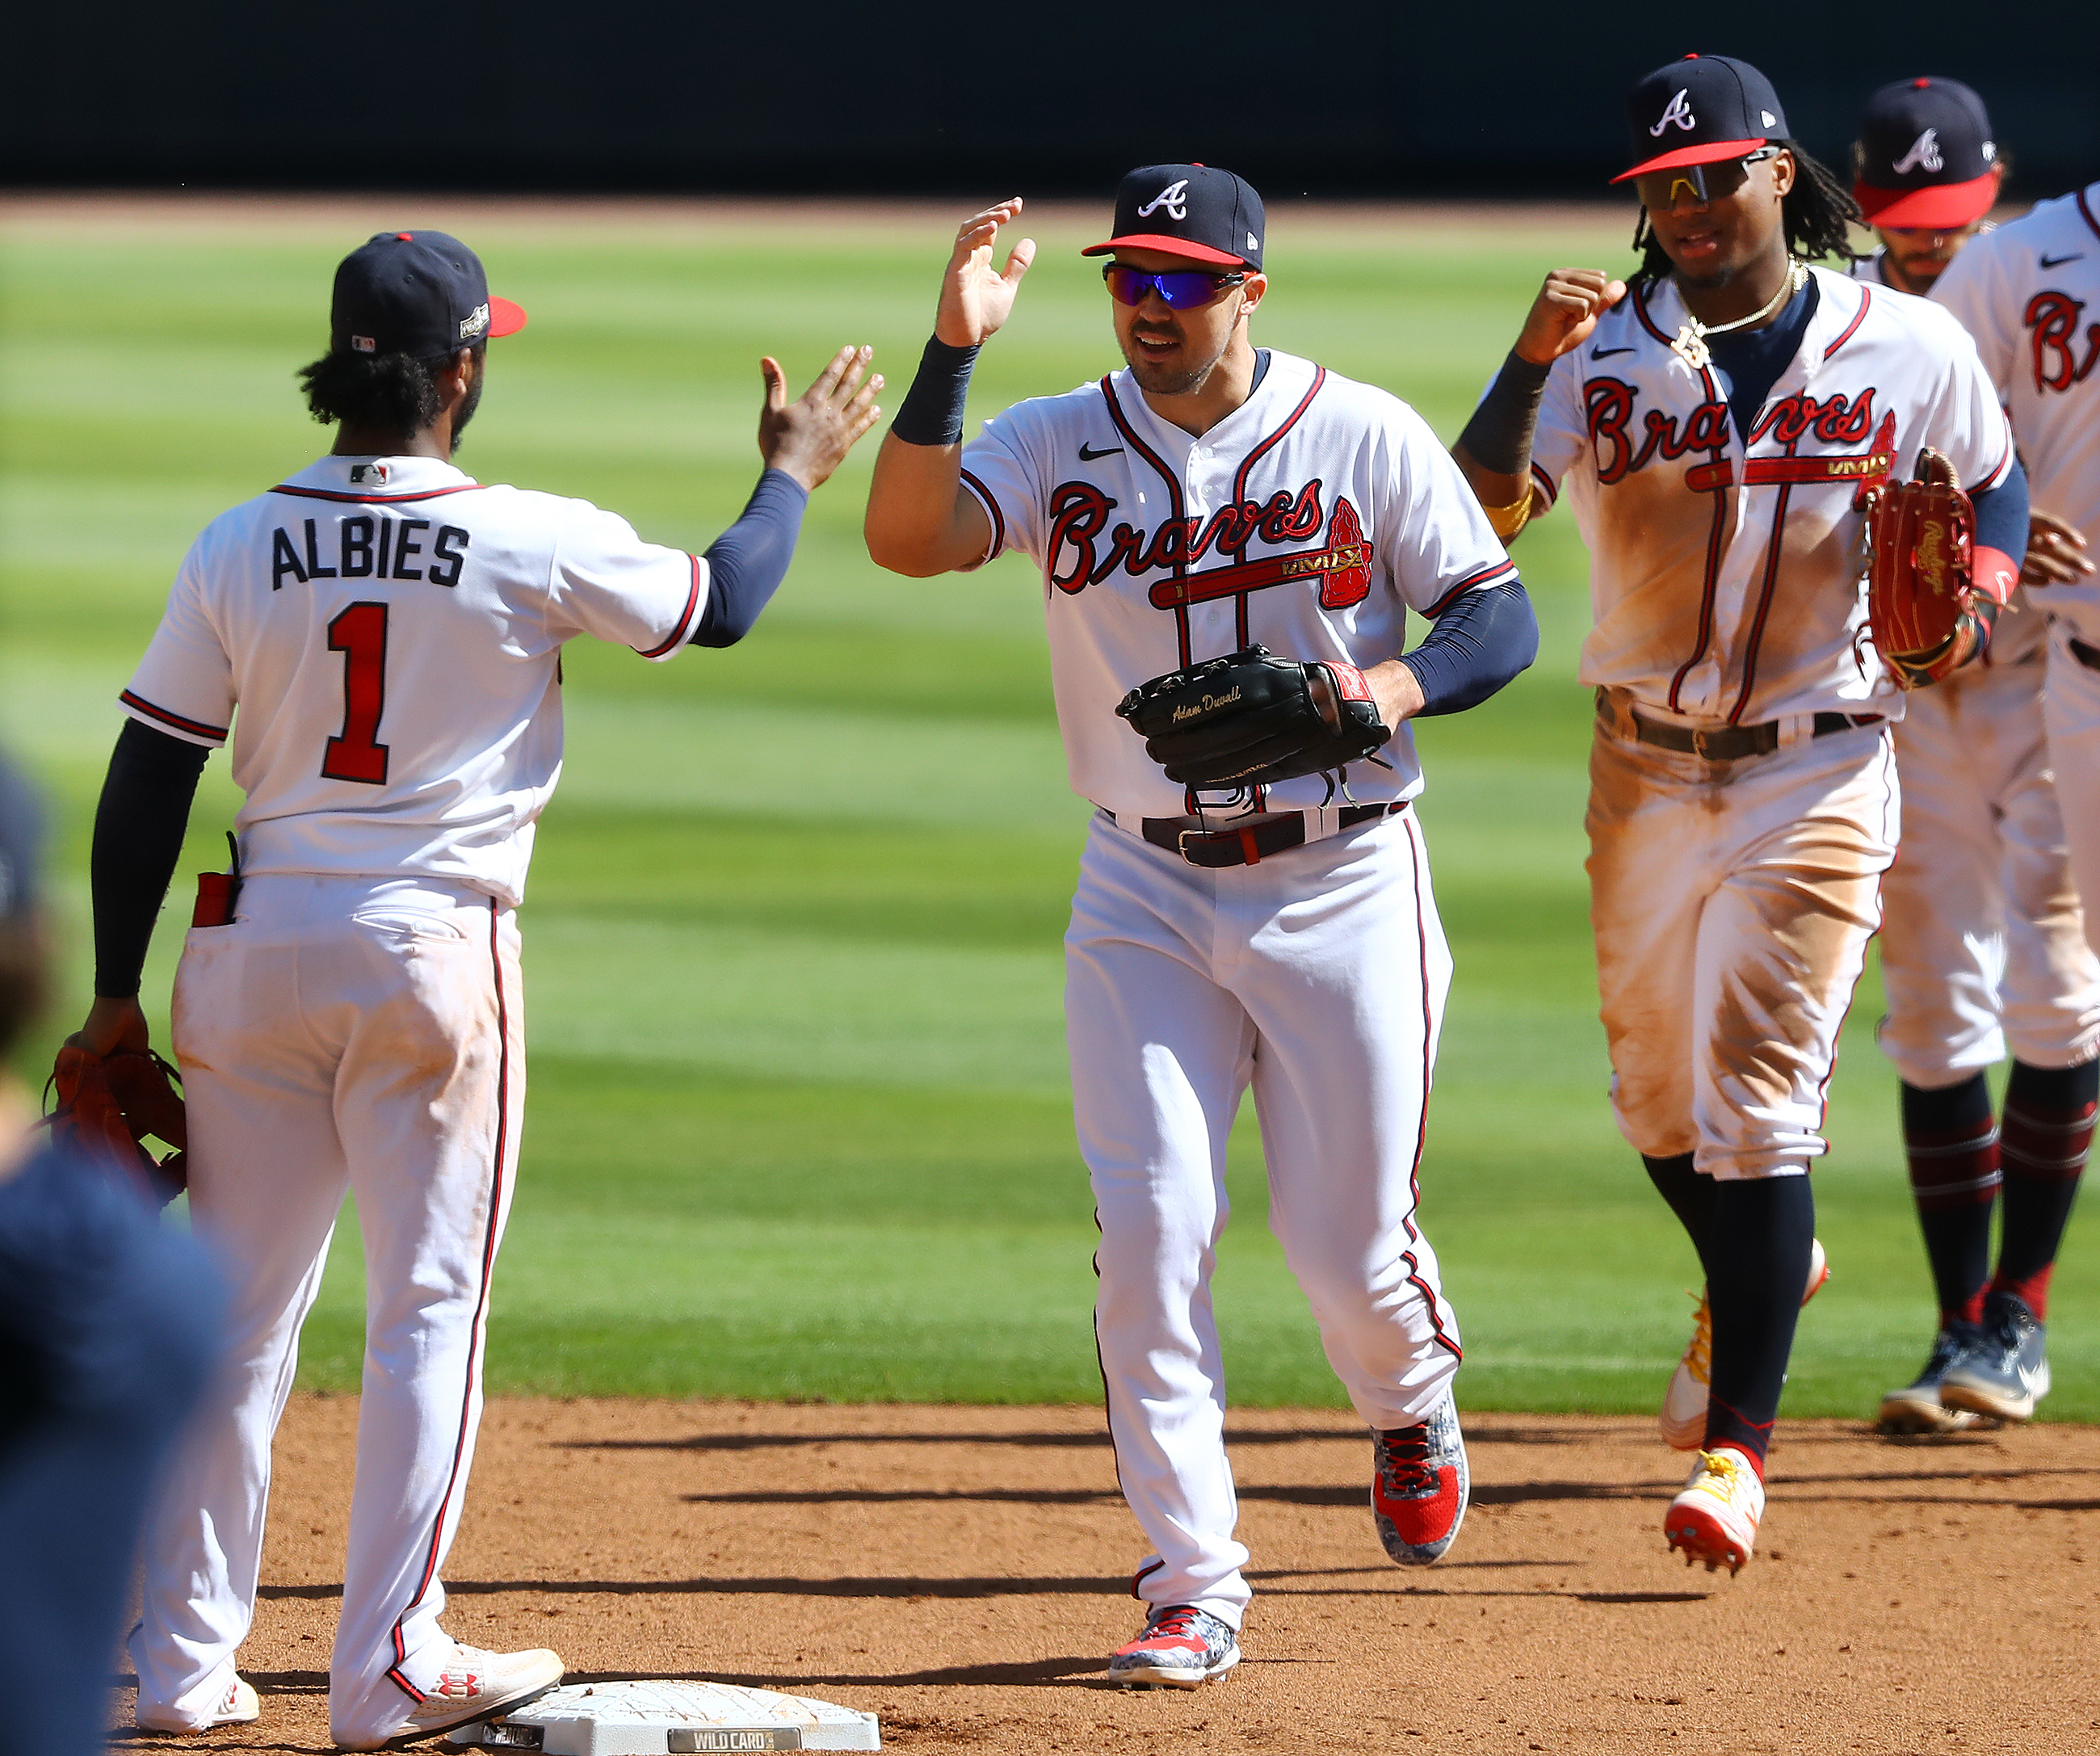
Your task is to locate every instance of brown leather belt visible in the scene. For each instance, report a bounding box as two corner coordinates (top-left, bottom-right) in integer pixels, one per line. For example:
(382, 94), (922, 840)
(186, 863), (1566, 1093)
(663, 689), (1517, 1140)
(1111, 801), (1402, 868)
(2069, 636), (2100, 672)
(1606, 699), (1884, 762)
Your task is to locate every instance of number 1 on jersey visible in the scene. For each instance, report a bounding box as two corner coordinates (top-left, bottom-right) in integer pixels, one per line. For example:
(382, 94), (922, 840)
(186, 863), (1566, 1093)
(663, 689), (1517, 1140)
(323, 601), (391, 784)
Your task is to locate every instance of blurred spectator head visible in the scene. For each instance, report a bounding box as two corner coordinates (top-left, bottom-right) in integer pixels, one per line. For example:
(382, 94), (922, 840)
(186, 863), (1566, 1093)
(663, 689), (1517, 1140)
(0, 753), (48, 1064)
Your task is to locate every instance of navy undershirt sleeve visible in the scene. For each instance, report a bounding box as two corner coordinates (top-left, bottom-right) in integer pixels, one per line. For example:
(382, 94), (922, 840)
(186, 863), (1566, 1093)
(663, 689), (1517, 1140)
(691, 468), (810, 649)
(1398, 582), (1540, 717)
(1704, 275), (1820, 446)
(91, 718), (208, 998)
(1971, 454), (2028, 560)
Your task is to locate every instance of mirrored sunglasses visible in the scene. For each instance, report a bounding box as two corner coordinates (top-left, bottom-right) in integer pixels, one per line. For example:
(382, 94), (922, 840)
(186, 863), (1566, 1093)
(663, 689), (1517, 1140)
(1633, 146), (1779, 212)
(1102, 263), (1249, 309)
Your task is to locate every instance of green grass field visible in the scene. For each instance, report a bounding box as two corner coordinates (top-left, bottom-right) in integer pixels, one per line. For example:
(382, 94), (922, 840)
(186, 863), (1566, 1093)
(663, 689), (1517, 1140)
(2, 196), (2092, 1418)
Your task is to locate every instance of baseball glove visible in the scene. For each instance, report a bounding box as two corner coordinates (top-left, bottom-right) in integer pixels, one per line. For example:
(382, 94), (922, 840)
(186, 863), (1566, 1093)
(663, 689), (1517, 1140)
(48, 1041), (187, 1204)
(1866, 447), (1979, 690)
(1115, 645), (1392, 788)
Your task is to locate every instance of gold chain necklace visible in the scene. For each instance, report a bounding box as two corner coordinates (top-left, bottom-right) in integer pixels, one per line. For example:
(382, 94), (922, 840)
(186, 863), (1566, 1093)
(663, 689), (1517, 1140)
(1670, 260), (1808, 371)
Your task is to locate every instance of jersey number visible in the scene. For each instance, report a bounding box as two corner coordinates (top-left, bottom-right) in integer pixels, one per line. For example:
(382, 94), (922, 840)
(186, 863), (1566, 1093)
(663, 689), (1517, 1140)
(322, 602), (390, 784)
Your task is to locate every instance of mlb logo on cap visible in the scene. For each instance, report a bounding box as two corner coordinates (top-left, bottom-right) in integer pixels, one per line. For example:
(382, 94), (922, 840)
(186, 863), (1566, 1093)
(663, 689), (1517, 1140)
(1083, 164), (1265, 271)
(1614, 53), (1789, 184)
(1854, 78), (1999, 229)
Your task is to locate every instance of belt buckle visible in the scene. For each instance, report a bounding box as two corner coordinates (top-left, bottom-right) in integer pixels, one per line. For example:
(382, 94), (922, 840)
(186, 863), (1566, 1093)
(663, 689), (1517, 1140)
(1176, 828), (1217, 858)
(1689, 727), (1716, 761)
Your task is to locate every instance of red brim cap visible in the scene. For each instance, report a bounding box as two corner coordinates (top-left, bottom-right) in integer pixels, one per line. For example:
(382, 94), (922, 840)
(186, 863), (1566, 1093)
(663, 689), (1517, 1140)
(1854, 172), (1997, 229)
(489, 295), (528, 338)
(1078, 232), (1248, 267)
(1611, 137), (1769, 184)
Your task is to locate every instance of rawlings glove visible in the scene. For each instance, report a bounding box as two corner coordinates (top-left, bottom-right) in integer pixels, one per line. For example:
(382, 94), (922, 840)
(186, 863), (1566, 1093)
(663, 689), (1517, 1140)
(48, 1041), (187, 1205)
(1865, 448), (1985, 690)
(1115, 645), (1392, 788)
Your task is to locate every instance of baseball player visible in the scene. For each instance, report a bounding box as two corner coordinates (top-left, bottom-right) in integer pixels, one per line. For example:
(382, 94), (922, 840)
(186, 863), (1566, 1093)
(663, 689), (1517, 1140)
(1846, 79), (2100, 1435)
(863, 167), (1537, 1686)
(74, 231), (880, 1747)
(1452, 53), (2028, 1573)
(1930, 161), (2100, 1426)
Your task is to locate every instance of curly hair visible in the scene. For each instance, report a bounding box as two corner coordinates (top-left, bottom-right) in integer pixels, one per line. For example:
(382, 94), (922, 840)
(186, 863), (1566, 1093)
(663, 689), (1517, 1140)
(297, 342), (484, 436)
(1631, 142), (1863, 284)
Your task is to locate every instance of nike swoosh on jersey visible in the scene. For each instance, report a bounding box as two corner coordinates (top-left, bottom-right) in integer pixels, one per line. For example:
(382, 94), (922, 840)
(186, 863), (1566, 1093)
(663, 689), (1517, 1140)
(1590, 346), (1636, 359)
(1078, 442), (1124, 461)
(2040, 253), (2084, 269)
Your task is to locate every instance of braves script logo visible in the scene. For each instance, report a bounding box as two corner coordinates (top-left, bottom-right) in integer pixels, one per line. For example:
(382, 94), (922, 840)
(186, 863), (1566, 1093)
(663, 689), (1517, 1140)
(1650, 90), (1695, 137)
(1137, 179), (1191, 221)
(2025, 291), (2100, 394)
(1892, 129), (1942, 176)
(1587, 380), (1882, 485)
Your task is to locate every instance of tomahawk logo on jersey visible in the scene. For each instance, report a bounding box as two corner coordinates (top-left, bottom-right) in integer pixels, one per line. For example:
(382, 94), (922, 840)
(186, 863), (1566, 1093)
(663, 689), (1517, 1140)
(1525, 266), (2014, 722)
(1935, 185), (2100, 641)
(958, 351), (1517, 820)
(120, 454), (708, 905)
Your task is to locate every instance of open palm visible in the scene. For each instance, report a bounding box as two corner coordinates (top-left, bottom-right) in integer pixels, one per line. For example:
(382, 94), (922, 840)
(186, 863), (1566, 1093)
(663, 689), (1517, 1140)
(934, 198), (1036, 348)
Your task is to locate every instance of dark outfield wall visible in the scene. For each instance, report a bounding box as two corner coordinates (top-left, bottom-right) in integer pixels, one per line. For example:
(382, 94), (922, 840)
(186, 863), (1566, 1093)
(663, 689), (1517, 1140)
(7, 3), (2095, 200)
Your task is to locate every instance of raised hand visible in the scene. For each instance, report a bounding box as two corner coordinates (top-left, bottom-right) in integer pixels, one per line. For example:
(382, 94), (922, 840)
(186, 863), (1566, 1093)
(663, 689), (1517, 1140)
(2022, 508), (2094, 588)
(1514, 269), (1629, 366)
(758, 346), (884, 492)
(934, 199), (1037, 348)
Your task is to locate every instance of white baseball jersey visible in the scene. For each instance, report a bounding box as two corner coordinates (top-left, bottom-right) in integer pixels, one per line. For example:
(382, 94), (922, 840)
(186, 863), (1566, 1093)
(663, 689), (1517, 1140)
(958, 350), (1518, 820)
(1528, 266), (2015, 725)
(121, 453), (708, 905)
(1934, 184), (2100, 642)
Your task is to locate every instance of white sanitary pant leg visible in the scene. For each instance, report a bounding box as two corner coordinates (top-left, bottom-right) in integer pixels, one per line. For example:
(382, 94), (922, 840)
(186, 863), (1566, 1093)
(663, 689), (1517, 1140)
(130, 876), (524, 1745)
(2045, 622), (2100, 967)
(1065, 809), (1458, 1627)
(1587, 705), (1900, 1179)
(1880, 651), (2100, 1088)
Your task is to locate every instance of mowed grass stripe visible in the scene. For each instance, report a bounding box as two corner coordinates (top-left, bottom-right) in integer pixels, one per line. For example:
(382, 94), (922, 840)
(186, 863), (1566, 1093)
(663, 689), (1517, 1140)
(2, 200), (2094, 1418)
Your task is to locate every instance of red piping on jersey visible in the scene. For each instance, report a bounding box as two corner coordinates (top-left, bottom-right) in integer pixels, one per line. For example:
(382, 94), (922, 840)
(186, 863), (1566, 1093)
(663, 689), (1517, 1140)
(384, 899), (512, 1704)
(2078, 187), (2100, 246)
(1399, 809), (1462, 1364)
(1821, 285), (1872, 362)
(268, 483), (484, 504)
(1630, 279), (1682, 351)
(1976, 435), (2016, 494)
(959, 468), (1006, 560)
(1228, 367), (1329, 645)
(1101, 376), (1194, 667)
(1727, 479), (1796, 723)
(119, 690), (228, 744)
(634, 553), (703, 658)
(1528, 461), (1559, 509)
(1426, 559), (1519, 618)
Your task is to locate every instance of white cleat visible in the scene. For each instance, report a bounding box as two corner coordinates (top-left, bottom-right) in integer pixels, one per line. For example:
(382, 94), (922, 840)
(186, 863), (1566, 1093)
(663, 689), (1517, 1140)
(1663, 1446), (1765, 1574)
(1661, 1237), (1828, 1450)
(340, 1645), (565, 1750)
(136, 1674), (260, 1735)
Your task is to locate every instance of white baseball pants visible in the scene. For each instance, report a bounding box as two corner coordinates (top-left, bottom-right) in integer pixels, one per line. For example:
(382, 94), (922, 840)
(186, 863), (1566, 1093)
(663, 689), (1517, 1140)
(1879, 648), (2100, 1088)
(1587, 698), (1900, 1179)
(2045, 622), (2100, 967)
(132, 876), (523, 1748)
(1066, 808), (1460, 1628)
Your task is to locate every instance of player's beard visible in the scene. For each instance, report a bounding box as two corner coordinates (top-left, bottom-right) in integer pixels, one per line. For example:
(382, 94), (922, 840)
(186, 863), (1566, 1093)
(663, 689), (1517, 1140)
(448, 372), (484, 455)
(1119, 322), (1228, 397)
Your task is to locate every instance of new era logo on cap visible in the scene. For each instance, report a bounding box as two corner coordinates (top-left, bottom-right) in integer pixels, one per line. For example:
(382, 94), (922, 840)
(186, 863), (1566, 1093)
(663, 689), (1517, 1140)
(1083, 163), (1266, 271)
(1615, 54), (1790, 185)
(1853, 77), (1999, 229)
(330, 231), (527, 363)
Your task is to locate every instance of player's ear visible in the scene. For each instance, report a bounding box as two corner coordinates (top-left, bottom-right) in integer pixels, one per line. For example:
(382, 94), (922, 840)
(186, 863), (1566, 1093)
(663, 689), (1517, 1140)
(1769, 148), (1797, 199)
(1238, 272), (1268, 320)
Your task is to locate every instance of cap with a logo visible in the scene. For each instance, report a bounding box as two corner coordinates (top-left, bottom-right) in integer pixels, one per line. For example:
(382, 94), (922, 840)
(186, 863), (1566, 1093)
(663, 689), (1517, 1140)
(1854, 78), (1998, 229)
(1082, 164), (1264, 271)
(1614, 53), (1789, 184)
(330, 231), (527, 362)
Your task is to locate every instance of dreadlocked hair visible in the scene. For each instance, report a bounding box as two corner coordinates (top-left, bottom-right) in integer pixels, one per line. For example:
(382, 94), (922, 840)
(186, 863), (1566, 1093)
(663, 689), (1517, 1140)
(1631, 141), (1863, 286)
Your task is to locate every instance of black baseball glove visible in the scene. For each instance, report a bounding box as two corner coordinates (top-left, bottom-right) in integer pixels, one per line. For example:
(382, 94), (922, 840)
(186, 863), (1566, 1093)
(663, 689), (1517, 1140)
(1115, 645), (1392, 788)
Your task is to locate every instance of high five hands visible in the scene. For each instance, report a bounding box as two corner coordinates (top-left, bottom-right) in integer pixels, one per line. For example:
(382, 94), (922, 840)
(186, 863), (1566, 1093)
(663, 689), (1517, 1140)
(934, 199), (1037, 349)
(1515, 270), (1631, 366)
(759, 345), (884, 491)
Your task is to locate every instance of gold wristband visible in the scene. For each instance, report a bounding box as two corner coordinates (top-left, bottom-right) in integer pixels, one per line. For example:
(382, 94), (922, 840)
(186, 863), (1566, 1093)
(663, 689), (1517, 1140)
(1482, 484), (1534, 541)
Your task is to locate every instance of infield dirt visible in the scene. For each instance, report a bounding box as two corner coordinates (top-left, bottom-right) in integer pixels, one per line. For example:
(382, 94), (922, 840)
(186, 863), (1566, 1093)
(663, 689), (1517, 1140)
(108, 1397), (2098, 1754)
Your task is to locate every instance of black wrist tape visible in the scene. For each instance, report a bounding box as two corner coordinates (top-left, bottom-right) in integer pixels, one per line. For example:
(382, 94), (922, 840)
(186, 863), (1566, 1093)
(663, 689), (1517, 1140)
(891, 335), (981, 447)
(1458, 349), (1554, 479)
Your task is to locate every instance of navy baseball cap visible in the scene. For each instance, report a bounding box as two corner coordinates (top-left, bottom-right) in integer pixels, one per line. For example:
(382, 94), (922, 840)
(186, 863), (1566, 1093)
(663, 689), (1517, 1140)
(330, 231), (527, 362)
(1615, 53), (1788, 183)
(1082, 165), (1265, 271)
(1854, 78), (1998, 229)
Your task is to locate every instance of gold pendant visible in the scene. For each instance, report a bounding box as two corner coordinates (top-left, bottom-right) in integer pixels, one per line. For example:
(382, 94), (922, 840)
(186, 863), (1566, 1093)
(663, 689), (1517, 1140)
(1671, 325), (1711, 371)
